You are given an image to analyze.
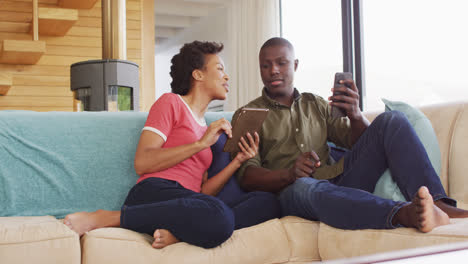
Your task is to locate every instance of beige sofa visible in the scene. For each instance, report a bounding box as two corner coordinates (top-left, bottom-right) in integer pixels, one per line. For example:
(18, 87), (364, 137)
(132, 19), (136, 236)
(2, 101), (468, 264)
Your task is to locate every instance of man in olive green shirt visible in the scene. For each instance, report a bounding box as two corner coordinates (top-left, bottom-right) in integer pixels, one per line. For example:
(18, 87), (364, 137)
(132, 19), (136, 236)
(233, 37), (468, 232)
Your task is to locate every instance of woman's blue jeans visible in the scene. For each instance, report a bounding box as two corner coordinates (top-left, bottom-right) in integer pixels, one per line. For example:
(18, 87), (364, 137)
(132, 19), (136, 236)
(120, 177), (280, 248)
(279, 111), (456, 230)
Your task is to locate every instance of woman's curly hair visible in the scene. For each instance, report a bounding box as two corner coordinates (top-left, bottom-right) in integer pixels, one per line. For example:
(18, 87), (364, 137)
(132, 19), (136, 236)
(170, 41), (224, 95)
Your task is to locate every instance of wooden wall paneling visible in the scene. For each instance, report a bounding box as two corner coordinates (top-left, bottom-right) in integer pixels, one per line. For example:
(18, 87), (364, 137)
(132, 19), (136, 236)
(127, 48), (141, 59)
(0, 72), (13, 95)
(13, 75), (69, 86)
(74, 16), (100, 27)
(0, 11), (32, 23)
(0, 96), (73, 107)
(0, 64), (69, 76)
(0, 1), (56, 12)
(37, 55), (98, 66)
(0, 22), (30, 33)
(0, 1), (32, 13)
(12, 0), (59, 5)
(8, 85), (73, 96)
(67, 26), (102, 37)
(140, 0), (155, 111)
(0, 106), (73, 111)
(58, 0), (98, 9)
(45, 45), (101, 57)
(78, 6), (101, 18)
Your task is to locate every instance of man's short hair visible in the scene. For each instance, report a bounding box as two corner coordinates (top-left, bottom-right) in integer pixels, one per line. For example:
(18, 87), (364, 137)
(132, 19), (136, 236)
(260, 37), (294, 54)
(170, 41), (224, 95)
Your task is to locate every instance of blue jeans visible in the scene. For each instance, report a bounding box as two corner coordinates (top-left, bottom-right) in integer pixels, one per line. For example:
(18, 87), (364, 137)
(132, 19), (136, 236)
(121, 177), (280, 248)
(279, 111), (456, 230)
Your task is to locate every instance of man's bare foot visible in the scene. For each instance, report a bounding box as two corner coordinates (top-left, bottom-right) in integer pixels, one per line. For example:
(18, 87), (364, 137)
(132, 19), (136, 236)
(64, 210), (120, 236)
(435, 200), (468, 218)
(152, 229), (180, 249)
(393, 186), (449, 232)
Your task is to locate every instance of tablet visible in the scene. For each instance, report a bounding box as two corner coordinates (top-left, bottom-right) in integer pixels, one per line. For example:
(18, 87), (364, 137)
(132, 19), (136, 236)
(223, 108), (269, 153)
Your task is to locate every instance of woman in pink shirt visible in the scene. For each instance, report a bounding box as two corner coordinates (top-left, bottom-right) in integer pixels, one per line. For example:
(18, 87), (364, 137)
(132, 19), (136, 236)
(64, 41), (280, 249)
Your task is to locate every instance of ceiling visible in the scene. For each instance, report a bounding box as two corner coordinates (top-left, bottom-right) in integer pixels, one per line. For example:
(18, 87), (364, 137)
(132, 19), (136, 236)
(154, 0), (230, 47)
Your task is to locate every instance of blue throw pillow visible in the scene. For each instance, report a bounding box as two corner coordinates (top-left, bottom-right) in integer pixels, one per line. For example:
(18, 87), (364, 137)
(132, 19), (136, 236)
(373, 99), (442, 201)
(207, 133), (246, 204)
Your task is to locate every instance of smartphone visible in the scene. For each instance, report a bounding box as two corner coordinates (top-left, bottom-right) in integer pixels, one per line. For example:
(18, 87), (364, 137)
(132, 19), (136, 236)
(223, 108), (269, 153)
(330, 72), (353, 118)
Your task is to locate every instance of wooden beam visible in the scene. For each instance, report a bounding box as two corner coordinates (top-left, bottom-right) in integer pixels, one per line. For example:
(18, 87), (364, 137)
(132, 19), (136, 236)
(33, 0), (39, 40)
(141, 0), (155, 111)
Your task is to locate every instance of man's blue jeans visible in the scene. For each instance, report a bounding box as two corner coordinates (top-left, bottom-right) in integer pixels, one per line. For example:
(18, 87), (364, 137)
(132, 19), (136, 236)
(279, 111), (456, 230)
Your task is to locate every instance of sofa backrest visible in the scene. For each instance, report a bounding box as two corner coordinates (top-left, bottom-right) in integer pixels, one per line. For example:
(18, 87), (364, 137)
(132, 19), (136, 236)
(0, 110), (234, 219)
(421, 102), (468, 207)
(2, 102), (466, 218)
(0, 111), (148, 218)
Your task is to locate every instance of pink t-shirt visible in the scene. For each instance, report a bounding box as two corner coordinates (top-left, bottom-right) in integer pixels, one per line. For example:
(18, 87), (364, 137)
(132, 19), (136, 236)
(137, 93), (212, 193)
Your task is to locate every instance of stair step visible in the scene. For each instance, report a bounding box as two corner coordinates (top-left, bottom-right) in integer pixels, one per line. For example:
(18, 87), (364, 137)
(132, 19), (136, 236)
(0, 39), (46, 65)
(0, 72), (13, 96)
(58, 0), (98, 9)
(37, 7), (78, 36)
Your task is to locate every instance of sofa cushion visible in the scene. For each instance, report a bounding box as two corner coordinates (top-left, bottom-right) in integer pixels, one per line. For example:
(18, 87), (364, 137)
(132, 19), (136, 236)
(373, 99), (441, 201)
(0, 111), (147, 218)
(81, 218), (290, 264)
(0, 216), (80, 264)
(318, 218), (468, 260)
(280, 216), (321, 262)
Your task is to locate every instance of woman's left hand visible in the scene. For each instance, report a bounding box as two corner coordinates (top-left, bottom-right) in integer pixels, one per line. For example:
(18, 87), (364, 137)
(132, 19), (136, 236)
(234, 132), (260, 163)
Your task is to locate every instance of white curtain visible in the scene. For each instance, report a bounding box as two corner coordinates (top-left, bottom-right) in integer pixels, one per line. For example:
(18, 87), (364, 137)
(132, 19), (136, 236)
(225, 0), (280, 111)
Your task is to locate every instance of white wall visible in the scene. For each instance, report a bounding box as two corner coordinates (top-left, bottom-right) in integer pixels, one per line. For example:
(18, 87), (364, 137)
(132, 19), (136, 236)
(154, 7), (231, 111)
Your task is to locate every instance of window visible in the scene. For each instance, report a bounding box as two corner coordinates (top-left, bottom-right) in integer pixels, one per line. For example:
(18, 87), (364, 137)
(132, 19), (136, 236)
(362, 0), (468, 111)
(282, 0), (468, 111)
(281, 0), (343, 100)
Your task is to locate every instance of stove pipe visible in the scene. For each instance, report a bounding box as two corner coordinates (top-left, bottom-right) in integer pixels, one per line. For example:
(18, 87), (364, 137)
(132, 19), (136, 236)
(70, 0), (139, 112)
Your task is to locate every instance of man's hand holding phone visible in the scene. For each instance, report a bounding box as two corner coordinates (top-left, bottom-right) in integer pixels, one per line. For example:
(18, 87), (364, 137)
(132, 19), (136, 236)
(329, 72), (361, 121)
(288, 151), (321, 181)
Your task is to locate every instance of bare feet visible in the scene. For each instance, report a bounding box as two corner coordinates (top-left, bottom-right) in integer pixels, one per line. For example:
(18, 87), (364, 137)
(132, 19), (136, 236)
(393, 186), (449, 232)
(152, 229), (179, 249)
(64, 210), (121, 236)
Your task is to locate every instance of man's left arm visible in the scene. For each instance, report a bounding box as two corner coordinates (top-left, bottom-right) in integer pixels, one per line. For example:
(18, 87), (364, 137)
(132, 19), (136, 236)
(329, 79), (370, 145)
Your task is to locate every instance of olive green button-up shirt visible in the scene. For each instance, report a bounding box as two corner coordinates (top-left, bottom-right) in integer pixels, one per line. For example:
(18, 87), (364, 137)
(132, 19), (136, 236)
(233, 88), (352, 181)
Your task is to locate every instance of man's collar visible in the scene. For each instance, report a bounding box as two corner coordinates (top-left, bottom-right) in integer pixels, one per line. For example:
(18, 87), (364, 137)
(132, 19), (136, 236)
(262, 87), (302, 107)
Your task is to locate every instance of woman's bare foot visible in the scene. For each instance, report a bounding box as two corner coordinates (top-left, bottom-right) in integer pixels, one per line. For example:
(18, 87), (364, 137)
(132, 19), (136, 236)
(64, 210), (120, 236)
(393, 186), (449, 232)
(435, 200), (468, 218)
(152, 229), (180, 249)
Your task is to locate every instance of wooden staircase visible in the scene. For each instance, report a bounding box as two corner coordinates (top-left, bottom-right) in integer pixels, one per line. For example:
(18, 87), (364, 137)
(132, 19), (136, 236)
(0, 0), (97, 96)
